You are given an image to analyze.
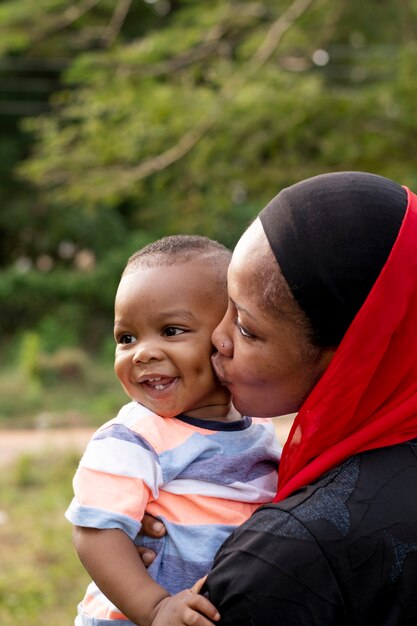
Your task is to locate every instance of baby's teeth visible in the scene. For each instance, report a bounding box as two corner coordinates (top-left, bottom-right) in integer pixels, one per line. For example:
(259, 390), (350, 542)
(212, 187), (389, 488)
(148, 377), (161, 382)
(155, 384), (165, 390)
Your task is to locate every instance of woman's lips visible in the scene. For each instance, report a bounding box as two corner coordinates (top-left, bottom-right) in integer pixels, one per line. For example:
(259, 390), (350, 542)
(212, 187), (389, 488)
(211, 353), (229, 386)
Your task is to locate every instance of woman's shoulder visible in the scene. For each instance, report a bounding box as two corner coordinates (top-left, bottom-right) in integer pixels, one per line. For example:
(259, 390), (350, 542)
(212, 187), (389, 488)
(204, 498), (345, 625)
(204, 443), (417, 625)
(270, 441), (417, 537)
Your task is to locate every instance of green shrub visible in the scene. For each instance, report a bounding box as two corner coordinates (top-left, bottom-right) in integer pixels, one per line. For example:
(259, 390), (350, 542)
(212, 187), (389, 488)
(19, 331), (41, 387)
(0, 231), (152, 353)
(38, 347), (90, 385)
(0, 350), (125, 428)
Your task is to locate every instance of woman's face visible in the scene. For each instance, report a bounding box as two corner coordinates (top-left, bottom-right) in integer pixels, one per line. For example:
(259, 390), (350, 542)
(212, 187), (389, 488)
(211, 219), (334, 417)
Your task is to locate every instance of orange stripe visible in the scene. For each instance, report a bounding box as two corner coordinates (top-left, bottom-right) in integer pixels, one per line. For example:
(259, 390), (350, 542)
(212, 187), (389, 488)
(74, 467), (151, 520)
(127, 415), (217, 455)
(147, 490), (259, 526)
(83, 593), (128, 620)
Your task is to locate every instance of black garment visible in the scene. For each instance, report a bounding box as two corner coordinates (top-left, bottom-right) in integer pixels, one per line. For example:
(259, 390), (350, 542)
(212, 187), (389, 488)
(258, 172), (407, 346)
(203, 441), (417, 625)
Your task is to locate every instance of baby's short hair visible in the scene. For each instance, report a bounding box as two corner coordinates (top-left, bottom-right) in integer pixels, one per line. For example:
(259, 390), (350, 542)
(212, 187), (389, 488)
(124, 235), (231, 288)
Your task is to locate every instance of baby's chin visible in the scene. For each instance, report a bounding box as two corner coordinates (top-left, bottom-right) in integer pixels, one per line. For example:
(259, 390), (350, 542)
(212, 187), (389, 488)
(128, 390), (233, 420)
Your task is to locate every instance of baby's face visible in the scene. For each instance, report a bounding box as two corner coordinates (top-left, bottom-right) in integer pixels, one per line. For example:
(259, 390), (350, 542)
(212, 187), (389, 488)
(114, 260), (231, 419)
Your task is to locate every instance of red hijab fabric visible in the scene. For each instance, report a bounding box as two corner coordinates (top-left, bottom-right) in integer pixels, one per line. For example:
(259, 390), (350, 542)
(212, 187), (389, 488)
(276, 187), (417, 502)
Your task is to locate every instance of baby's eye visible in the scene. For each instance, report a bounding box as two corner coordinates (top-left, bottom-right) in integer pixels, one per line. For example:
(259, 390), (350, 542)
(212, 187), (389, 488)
(163, 327), (186, 337)
(117, 333), (137, 345)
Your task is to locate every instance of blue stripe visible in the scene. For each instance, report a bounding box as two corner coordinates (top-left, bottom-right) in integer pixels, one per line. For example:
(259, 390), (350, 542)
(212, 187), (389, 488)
(149, 553), (213, 594)
(135, 520), (235, 563)
(65, 500), (140, 540)
(178, 451), (277, 484)
(160, 426), (279, 485)
(93, 424), (157, 458)
(135, 521), (236, 593)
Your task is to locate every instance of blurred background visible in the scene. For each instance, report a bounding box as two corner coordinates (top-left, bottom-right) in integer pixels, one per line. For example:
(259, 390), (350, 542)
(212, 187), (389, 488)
(1, 0), (416, 623)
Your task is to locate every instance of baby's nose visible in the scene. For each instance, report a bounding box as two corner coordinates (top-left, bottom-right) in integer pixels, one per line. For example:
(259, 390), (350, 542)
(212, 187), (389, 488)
(133, 342), (162, 363)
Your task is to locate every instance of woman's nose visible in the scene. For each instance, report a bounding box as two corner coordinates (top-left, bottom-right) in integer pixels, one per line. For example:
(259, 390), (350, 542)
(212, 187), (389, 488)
(212, 319), (233, 357)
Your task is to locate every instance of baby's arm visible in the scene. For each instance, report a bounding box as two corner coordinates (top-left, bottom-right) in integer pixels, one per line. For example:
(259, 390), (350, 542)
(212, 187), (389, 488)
(74, 526), (168, 625)
(73, 526), (219, 626)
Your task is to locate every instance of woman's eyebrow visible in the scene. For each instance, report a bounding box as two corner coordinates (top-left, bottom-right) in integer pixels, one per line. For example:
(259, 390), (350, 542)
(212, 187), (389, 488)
(229, 297), (256, 320)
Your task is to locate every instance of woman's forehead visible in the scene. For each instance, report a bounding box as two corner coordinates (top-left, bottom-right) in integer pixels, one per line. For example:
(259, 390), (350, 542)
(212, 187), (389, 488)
(231, 219), (270, 270)
(228, 220), (272, 304)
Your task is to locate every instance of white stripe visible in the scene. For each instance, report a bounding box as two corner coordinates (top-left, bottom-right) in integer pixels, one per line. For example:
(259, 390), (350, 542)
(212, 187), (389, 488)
(162, 471), (277, 502)
(80, 438), (162, 493)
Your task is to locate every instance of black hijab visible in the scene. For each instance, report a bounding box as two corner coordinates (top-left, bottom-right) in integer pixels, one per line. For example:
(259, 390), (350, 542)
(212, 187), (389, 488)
(259, 172), (407, 346)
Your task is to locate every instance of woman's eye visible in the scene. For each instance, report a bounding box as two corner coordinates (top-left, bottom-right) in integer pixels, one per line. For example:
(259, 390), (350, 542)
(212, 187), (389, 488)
(236, 320), (256, 339)
(164, 327), (185, 337)
(118, 333), (137, 345)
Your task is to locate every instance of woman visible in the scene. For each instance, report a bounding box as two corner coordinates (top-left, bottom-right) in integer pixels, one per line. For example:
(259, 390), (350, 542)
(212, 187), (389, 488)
(145, 171), (417, 625)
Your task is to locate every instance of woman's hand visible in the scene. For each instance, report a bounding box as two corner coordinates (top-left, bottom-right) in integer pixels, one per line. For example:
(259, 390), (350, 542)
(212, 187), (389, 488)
(137, 518), (219, 624)
(137, 514), (167, 566)
(140, 513), (167, 537)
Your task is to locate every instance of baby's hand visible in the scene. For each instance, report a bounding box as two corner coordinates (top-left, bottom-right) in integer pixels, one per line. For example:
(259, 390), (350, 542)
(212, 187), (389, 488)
(151, 587), (220, 626)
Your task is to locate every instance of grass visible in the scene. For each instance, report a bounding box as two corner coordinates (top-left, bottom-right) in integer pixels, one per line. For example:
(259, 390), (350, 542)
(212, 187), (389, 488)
(0, 355), (126, 429)
(0, 451), (90, 626)
(0, 353), (126, 624)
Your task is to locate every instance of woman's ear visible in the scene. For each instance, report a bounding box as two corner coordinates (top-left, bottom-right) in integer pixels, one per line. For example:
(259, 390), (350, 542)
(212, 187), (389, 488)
(318, 346), (337, 374)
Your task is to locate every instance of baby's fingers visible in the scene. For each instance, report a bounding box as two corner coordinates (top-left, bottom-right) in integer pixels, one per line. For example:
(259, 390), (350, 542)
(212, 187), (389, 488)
(151, 589), (220, 626)
(187, 594), (220, 624)
(191, 575), (207, 594)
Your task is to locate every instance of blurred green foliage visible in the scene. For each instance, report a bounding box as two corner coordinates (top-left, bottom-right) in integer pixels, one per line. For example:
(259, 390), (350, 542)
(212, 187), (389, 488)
(19, 332), (41, 384)
(1, 0), (417, 355)
(0, 353), (125, 428)
(0, 5), (416, 622)
(0, 451), (90, 625)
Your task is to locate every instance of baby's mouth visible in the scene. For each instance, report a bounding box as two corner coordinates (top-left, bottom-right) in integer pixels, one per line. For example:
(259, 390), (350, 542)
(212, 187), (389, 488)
(140, 376), (177, 390)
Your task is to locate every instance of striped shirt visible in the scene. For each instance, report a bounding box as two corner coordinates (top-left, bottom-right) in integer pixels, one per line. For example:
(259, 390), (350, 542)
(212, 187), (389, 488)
(66, 401), (280, 624)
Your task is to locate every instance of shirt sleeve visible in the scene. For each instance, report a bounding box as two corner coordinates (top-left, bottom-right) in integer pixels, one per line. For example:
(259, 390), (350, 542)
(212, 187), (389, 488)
(202, 505), (347, 626)
(65, 422), (162, 540)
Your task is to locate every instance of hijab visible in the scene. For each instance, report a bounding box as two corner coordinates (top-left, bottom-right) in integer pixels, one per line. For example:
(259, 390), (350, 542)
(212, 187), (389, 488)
(259, 172), (417, 501)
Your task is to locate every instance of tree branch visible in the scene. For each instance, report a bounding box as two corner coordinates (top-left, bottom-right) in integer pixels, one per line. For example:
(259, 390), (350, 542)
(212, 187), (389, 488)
(102, 0), (133, 48)
(107, 0), (319, 188)
(123, 119), (216, 183)
(31, 0), (103, 43)
(250, 0), (317, 70)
